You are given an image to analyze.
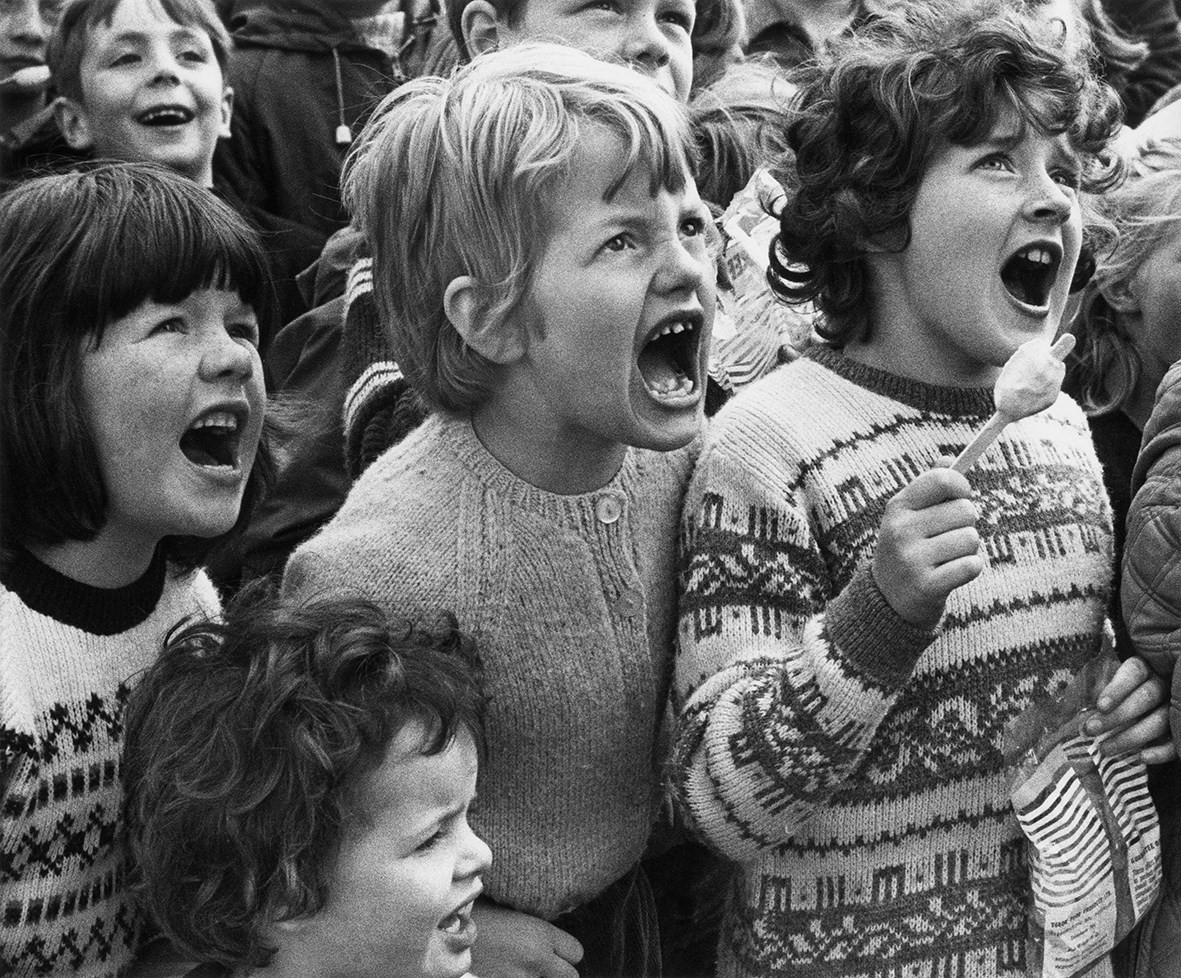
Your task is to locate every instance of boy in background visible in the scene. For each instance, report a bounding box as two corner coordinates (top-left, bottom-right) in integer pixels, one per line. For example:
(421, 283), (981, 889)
(48, 0), (322, 347)
(285, 45), (713, 978)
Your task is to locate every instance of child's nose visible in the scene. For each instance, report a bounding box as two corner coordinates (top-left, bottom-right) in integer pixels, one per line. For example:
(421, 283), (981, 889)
(10, 0), (49, 44)
(1024, 171), (1074, 226)
(655, 235), (707, 294)
(622, 17), (673, 76)
(456, 822), (492, 879)
(148, 49), (184, 83)
(199, 331), (257, 382)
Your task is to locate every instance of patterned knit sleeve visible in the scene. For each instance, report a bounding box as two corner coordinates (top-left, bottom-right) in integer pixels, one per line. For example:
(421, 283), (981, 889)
(672, 427), (936, 861)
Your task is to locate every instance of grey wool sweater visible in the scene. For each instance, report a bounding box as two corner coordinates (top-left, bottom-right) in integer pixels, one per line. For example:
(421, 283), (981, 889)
(284, 412), (697, 918)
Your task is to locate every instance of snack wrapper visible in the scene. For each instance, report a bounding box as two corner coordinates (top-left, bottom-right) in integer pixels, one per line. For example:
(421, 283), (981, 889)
(712, 168), (818, 393)
(1003, 646), (1161, 978)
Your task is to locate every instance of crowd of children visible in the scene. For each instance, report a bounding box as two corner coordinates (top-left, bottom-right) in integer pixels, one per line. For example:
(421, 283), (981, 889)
(2, 0), (1181, 976)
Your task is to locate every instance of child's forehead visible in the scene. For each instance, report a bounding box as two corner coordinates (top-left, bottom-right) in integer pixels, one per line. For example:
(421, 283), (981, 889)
(88, 0), (210, 43)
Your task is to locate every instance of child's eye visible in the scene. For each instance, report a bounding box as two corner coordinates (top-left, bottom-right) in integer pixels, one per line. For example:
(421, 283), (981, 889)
(109, 51), (141, 67)
(976, 152), (1012, 173)
(229, 320), (260, 346)
(603, 234), (633, 253)
(151, 317), (185, 335)
(660, 5), (693, 29)
(681, 215), (706, 238)
(178, 48), (209, 63)
(1052, 168), (1082, 191)
(416, 827), (447, 852)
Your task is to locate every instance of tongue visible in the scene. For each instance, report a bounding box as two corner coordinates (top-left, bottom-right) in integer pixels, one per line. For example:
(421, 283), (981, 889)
(638, 345), (682, 390)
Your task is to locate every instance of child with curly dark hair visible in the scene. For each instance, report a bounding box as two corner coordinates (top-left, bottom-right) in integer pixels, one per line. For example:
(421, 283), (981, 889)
(121, 585), (490, 978)
(672, 2), (1174, 975)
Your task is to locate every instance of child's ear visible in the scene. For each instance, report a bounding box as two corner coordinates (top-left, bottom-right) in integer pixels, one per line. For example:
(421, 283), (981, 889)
(444, 275), (525, 363)
(1099, 279), (1141, 315)
(461, 0), (504, 57)
(53, 96), (95, 151)
(219, 85), (234, 140)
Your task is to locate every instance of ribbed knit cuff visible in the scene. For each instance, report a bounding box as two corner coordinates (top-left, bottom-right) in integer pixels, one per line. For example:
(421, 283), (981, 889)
(826, 563), (936, 689)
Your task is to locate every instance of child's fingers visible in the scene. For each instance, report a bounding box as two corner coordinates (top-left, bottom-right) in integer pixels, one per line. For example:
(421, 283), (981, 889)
(1095, 704), (1171, 758)
(1139, 741), (1178, 765)
(1086, 674), (1167, 738)
(928, 552), (986, 592)
(1093, 656), (1160, 715)
(550, 927), (585, 966)
(891, 467), (974, 510)
(917, 498), (979, 537)
(926, 527), (982, 565)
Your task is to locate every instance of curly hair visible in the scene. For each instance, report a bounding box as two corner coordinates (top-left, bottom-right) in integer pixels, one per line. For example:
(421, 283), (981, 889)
(769, 0), (1124, 344)
(1069, 138), (1181, 415)
(121, 584), (486, 970)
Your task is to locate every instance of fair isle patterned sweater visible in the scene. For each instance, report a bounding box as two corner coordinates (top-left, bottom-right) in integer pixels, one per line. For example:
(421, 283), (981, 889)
(673, 347), (1113, 978)
(1, 549), (219, 977)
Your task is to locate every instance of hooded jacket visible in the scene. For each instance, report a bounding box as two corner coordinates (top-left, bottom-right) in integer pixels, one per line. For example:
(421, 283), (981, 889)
(213, 0), (403, 241)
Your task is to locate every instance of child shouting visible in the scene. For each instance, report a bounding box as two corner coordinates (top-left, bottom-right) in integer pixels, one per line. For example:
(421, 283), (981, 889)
(672, 2), (1172, 975)
(0, 162), (270, 977)
(122, 587), (490, 978)
(284, 44), (713, 978)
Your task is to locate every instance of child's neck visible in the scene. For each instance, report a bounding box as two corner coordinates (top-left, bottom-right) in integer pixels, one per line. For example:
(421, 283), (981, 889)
(470, 399), (628, 495)
(843, 331), (1000, 390)
(27, 528), (158, 589)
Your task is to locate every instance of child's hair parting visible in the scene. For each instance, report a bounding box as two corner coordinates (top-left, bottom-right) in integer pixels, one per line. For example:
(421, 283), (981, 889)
(342, 42), (696, 414)
(1069, 137), (1181, 415)
(769, 0), (1124, 345)
(48, 0), (230, 104)
(122, 584), (486, 970)
(0, 161), (274, 566)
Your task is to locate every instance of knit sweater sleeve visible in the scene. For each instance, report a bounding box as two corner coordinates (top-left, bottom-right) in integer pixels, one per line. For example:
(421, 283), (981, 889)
(672, 392), (936, 862)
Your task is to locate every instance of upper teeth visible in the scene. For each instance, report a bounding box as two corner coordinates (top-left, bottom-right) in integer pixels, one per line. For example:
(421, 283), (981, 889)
(142, 107), (188, 122)
(656, 320), (692, 338)
(193, 411), (238, 430)
(1021, 247), (1053, 265)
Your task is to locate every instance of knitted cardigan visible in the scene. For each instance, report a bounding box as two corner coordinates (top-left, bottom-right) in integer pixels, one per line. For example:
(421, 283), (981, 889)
(284, 413), (695, 919)
(0, 549), (219, 977)
(674, 347), (1114, 978)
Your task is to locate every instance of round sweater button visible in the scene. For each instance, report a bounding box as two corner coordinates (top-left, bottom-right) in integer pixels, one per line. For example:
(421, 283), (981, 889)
(596, 496), (622, 524)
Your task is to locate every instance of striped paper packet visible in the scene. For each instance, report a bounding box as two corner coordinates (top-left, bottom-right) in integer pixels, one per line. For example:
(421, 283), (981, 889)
(1005, 649), (1162, 978)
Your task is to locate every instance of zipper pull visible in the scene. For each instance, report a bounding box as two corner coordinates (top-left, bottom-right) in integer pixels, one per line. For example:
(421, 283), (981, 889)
(335, 124), (353, 146)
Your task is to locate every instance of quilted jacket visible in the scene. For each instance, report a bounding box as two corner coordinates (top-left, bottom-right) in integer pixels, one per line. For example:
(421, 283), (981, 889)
(1121, 361), (1181, 977)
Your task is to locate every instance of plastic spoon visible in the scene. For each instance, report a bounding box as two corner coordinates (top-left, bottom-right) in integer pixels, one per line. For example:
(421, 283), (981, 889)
(952, 333), (1076, 474)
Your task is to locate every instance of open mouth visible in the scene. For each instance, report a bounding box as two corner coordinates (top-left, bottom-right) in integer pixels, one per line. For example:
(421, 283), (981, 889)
(137, 105), (195, 127)
(179, 409), (243, 469)
(437, 900), (476, 940)
(637, 312), (704, 400)
(1000, 243), (1062, 310)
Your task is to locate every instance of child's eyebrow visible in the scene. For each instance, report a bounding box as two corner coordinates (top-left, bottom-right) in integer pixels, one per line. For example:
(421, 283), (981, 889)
(102, 26), (205, 45)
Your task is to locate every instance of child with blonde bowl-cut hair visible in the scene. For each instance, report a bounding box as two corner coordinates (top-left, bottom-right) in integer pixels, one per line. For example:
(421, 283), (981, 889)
(285, 43), (715, 978)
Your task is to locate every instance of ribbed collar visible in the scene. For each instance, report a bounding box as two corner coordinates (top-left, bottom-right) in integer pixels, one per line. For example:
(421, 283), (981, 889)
(807, 345), (998, 418)
(436, 414), (644, 530)
(1, 547), (167, 636)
